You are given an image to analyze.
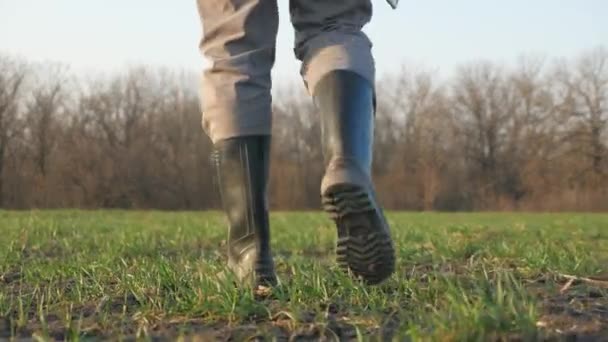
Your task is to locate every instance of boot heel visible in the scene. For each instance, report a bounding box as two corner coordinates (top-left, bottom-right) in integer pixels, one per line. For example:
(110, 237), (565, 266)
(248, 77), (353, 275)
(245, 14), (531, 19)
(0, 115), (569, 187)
(323, 184), (395, 285)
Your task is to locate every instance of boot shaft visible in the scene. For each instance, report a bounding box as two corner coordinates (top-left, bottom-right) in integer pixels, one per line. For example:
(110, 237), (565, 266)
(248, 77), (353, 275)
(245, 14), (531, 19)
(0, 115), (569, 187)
(314, 71), (376, 194)
(212, 136), (270, 246)
(211, 135), (275, 284)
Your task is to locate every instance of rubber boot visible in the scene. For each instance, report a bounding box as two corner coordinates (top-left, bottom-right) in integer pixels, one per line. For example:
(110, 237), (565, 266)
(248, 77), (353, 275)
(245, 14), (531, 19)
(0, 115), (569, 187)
(211, 135), (277, 287)
(313, 70), (396, 285)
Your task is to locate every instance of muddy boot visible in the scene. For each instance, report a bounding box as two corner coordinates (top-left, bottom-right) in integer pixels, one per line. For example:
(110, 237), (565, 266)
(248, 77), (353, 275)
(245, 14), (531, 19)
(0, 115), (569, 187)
(314, 70), (396, 285)
(211, 135), (277, 287)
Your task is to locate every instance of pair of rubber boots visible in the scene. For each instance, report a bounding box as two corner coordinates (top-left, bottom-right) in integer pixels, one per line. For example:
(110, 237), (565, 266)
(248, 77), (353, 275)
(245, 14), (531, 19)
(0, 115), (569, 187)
(212, 71), (395, 287)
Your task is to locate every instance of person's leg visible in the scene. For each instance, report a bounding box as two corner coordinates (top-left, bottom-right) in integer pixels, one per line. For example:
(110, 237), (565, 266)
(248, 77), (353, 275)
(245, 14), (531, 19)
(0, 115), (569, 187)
(197, 0), (278, 143)
(196, 0), (278, 286)
(290, 0), (395, 284)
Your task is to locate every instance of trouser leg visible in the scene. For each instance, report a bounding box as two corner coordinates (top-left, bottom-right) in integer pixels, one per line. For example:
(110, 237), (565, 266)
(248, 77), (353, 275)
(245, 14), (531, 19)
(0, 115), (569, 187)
(196, 0), (278, 143)
(289, 0), (375, 94)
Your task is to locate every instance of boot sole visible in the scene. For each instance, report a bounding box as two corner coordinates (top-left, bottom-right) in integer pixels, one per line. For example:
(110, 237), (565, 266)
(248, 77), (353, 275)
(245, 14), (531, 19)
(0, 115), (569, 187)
(322, 184), (395, 285)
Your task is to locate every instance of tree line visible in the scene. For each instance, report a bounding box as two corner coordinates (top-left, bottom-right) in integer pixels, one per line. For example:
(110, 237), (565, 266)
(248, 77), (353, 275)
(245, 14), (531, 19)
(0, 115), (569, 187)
(0, 47), (606, 211)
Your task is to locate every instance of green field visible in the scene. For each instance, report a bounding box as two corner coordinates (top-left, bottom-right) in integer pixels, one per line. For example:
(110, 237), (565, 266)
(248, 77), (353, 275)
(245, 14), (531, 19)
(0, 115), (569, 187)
(1, 211), (607, 341)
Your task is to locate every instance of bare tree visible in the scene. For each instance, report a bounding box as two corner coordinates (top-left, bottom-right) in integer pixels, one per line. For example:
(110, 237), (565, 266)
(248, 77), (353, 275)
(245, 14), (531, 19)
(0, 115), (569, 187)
(555, 48), (608, 179)
(271, 90), (322, 209)
(0, 56), (28, 206)
(381, 68), (456, 210)
(452, 62), (520, 207)
(26, 64), (70, 178)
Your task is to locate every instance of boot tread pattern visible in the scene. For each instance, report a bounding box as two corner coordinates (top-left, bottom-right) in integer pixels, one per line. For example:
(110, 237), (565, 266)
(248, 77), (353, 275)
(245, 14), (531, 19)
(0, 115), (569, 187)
(323, 185), (395, 285)
(322, 188), (374, 219)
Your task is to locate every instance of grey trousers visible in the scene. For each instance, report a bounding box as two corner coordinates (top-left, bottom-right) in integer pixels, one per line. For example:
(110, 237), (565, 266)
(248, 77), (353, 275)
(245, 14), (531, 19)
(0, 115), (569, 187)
(196, 0), (375, 143)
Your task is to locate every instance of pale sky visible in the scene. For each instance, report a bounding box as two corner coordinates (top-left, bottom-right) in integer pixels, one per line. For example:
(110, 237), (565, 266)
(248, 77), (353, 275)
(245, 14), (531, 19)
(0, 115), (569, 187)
(1, 0), (606, 87)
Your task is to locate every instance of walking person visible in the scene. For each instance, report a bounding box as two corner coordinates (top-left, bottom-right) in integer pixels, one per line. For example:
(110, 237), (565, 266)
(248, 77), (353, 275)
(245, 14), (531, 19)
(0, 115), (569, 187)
(196, 0), (398, 287)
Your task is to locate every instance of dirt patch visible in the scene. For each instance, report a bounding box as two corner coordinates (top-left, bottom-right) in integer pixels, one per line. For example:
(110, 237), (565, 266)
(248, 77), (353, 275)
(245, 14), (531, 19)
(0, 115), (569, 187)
(535, 277), (608, 340)
(0, 268), (22, 284)
(18, 241), (71, 260)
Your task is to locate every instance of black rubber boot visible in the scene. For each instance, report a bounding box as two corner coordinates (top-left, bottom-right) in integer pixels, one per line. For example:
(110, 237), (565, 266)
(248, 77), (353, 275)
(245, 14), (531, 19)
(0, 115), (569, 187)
(211, 135), (277, 287)
(314, 70), (396, 285)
